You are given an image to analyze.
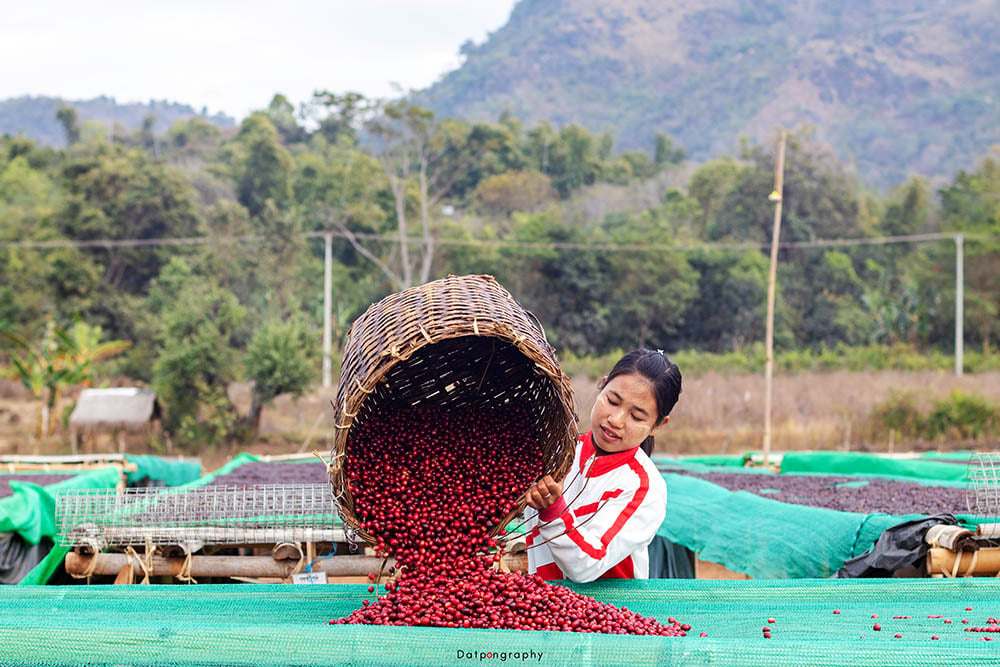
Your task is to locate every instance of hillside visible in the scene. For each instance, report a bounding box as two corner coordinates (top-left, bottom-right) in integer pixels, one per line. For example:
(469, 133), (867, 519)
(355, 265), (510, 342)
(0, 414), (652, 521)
(0, 96), (234, 146)
(420, 0), (1000, 187)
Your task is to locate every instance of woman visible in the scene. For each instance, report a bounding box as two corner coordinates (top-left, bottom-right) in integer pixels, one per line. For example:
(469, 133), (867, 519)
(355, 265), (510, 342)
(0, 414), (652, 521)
(524, 349), (681, 582)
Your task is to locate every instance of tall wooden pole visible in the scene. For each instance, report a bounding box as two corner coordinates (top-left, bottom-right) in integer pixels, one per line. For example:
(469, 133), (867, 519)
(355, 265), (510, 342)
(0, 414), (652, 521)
(322, 232), (333, 388)
(763, 130), (787, 466)
(955, 233), (964, 377)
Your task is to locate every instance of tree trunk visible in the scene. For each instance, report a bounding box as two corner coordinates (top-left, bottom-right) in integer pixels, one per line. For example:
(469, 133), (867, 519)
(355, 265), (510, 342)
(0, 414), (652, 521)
(390, 173), (412, 288)
(239, 398), (265, 443)
(46, 386), (60, 436)
(39, 401), (49, 439)
(418, 157), (434, 284)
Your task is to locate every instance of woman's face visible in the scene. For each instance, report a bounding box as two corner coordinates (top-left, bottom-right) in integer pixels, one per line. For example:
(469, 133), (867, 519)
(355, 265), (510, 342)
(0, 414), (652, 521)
(589, 373), (662, 453)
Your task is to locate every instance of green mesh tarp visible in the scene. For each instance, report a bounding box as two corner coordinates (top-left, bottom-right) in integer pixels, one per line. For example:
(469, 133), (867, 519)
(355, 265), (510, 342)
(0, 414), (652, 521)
(780, 451), (972, 483)
(0, 466), (122, 545)
(919, 451), (979, 462)
(15, 457), (202, 586)
(2, 466), (121, 586)
(126, 455), (202, 487)
(2, 580), (999, 666)
(659, 454), (750, 467)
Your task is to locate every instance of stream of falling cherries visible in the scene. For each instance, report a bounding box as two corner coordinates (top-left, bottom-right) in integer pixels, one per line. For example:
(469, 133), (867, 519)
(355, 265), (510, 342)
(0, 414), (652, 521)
(330, 406), (686, 635)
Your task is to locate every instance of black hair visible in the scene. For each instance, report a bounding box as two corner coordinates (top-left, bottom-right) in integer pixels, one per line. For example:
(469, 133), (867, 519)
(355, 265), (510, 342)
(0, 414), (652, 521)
(602, 348), (682, 457)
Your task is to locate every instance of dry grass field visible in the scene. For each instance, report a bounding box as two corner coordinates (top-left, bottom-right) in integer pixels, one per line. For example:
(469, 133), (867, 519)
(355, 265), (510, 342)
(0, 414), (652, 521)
(2, 370), (999, 471)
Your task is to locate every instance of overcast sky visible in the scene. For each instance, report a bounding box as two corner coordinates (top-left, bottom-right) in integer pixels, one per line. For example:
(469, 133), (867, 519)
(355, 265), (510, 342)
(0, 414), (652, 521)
(2, 1), (518, 120)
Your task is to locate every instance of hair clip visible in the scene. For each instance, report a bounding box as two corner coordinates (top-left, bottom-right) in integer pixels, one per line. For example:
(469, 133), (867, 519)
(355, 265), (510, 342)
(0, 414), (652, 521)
(656, 349), (664, 356)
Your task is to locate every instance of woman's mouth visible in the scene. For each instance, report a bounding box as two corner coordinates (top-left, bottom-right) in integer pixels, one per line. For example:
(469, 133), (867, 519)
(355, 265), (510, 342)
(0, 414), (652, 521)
(600, 425), (621, 441)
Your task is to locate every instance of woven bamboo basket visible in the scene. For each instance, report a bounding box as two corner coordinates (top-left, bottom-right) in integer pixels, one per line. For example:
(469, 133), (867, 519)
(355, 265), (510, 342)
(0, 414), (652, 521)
(329, 274), (577, 543)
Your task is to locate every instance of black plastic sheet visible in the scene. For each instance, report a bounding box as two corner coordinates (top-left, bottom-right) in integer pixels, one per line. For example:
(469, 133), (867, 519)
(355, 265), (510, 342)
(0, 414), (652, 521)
(834, 513), (958, 578)
(0, 532), (53, 585)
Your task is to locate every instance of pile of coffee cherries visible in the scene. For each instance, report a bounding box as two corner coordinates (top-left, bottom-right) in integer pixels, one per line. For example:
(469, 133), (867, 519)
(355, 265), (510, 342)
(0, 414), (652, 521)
(331, 406), (685, 635)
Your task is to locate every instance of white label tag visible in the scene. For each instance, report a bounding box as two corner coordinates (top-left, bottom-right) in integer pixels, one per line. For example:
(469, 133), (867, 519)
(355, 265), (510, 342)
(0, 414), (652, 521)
(292, 571), (328, 585)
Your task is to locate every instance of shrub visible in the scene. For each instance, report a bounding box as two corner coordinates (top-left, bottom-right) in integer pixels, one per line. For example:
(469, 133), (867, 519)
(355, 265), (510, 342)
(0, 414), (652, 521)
(870, 390), (924, 439)
(925, 390), (999, 440)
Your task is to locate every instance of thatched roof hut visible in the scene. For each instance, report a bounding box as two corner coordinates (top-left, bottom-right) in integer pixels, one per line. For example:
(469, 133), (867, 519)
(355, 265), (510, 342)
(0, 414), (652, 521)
(70, 388), (161, 432)
(69, 389), (162, 453)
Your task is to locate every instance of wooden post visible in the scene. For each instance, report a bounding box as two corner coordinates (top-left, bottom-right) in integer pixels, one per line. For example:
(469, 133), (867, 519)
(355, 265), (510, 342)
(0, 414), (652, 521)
(955, 233), (964, 376)
(762, 130), (787, 467)
(323, 232), (334, 388)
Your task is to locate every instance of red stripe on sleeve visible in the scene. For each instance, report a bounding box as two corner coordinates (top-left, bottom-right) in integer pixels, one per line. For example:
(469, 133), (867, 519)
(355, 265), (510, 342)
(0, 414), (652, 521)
(565, 460), (649, 560)
(602, 458), (650, 545)
(574, 489), (624, 517)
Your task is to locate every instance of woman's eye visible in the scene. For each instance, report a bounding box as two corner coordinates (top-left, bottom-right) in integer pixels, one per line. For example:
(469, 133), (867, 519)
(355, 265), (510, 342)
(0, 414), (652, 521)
(631, 414), (643, 422)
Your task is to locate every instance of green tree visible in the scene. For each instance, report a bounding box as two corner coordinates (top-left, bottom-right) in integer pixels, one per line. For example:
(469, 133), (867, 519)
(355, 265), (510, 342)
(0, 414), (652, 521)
(266, 94), (306, 144)
(361, 100), (495, 288)
(56, 105), (81, 145)
(688, 158), (746, 238)
(242, 318), (315, 437)
(602, 210), (699, 349)
(933, 150), (1000, 349)
(674, 250), (773, 352)
(226, 113), (294, 218)
(475, 170), (555, 218)
(0, 152), (61, 328)
(51, 146), (201, 296)
(548, 124), (602, 196)
(653, 133), (685, 168)
(787, 250), (869, 346)
(501, 209), (610, 354)
(712, 129), (862, 244)
(152, 276), (246, 447)
(308, 91), (372, 146)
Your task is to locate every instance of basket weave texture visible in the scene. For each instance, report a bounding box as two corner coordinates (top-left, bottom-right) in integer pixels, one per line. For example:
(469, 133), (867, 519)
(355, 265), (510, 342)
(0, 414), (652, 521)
(329, 274), (577, 541)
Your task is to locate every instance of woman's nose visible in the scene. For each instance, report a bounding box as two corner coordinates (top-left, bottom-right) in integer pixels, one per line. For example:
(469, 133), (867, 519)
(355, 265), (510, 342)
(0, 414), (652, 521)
(608, 408), (625, 427)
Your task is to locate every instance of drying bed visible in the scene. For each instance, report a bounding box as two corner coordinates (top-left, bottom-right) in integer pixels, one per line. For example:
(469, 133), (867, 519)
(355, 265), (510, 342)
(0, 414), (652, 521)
(3, 579), (999, 666)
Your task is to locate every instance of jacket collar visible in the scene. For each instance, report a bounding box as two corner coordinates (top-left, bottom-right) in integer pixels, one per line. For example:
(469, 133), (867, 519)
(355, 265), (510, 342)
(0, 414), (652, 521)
(579, 430), (639, 477)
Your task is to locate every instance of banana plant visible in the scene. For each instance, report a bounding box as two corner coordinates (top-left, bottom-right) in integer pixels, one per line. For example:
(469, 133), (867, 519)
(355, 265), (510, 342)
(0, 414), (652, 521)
(55, 316), (132, 387)
(1, 318), (129, 440)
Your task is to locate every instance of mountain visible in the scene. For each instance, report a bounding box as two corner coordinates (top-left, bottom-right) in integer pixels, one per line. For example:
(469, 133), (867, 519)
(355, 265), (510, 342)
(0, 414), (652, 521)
(0, 96), (235, 146)
(420, 0), (1000, 187)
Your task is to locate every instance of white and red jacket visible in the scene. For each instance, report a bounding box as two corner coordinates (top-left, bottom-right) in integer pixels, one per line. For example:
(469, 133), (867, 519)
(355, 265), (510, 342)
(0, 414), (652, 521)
(524, 431), (667, 582)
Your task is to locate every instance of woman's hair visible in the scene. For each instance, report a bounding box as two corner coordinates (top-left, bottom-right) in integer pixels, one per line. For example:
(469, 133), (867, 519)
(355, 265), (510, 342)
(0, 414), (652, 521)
(603, 348), (682, 456)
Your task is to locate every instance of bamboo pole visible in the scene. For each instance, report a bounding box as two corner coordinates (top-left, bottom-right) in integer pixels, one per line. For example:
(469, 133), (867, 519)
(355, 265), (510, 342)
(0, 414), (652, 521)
(66, 552), (391, 579)
(762, 130), (787, 467)
(323, 232), (334, 388)
(955, 233), (964, 376)
(0, 453), (130, 464)
(926, 548), (1000, 577)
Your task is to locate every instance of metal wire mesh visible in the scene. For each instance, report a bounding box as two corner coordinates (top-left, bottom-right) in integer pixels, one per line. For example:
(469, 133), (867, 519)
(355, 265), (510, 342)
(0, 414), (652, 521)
(55, 484), (343, 550)
(965, 452), (1000, 518)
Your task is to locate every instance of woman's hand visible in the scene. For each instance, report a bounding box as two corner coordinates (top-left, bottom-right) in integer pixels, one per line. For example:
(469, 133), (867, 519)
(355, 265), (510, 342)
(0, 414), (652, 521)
(525, 474), (563, 511)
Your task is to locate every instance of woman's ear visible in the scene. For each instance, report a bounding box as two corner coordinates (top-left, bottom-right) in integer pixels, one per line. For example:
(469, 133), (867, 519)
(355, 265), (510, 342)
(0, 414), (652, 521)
(597, 375), (608, 390)
(655, 415), (670, 429)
